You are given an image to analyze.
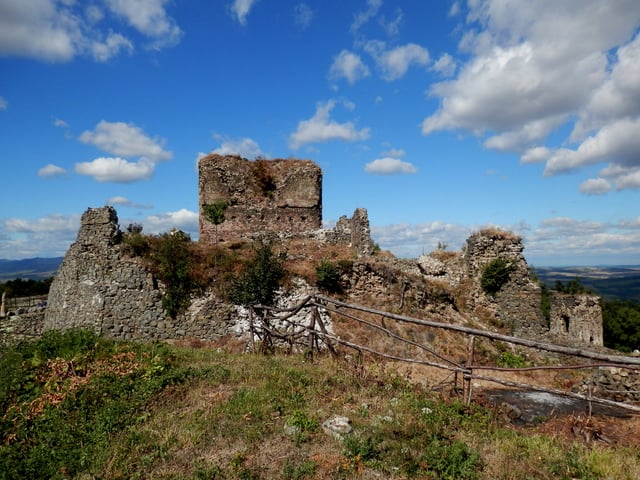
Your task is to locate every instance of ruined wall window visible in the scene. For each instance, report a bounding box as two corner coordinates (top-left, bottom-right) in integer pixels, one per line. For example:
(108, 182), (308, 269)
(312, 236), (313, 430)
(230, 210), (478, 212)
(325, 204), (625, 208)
(562, 314), (570, 333)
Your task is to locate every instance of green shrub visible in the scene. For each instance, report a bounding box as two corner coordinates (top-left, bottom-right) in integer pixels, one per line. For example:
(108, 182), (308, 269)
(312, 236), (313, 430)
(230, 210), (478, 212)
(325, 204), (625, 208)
(316, 260), (342, 293)
(230, 244), (286, 306)
(149, 231), (195, 318)
(481, 257), (513, 295)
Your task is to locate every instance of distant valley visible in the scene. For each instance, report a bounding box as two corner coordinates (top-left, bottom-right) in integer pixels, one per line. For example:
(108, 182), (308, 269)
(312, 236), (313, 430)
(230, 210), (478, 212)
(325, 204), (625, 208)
(0, 257), (63, 282)
(534, 265), (640, 301)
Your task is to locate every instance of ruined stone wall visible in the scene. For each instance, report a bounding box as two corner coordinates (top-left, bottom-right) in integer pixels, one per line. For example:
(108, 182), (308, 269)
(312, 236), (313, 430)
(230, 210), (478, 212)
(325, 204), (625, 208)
(198, 155), (322, 244)
(461, 229), (547, 335)
(549, 293), (603, 346)
(44, 207), (167, 338)
(325, 208), (376, 257)
(43, 206), (326, 343)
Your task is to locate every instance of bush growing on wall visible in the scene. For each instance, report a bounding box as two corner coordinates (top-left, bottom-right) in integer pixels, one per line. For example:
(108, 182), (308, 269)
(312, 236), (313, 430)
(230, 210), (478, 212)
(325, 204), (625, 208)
(481, 257), (513, 295)
(230, 244), (286, 306)
(149, 230), (196, 319)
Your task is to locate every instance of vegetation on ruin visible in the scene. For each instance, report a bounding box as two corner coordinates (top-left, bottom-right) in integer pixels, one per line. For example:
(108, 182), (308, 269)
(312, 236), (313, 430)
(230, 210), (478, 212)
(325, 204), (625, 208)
(480, 257), (513, 295)
(202, 200), (229, 244)
(1, 330), (639, 479)
(251, 159), (277, 198)
(229, 243), (287, 306)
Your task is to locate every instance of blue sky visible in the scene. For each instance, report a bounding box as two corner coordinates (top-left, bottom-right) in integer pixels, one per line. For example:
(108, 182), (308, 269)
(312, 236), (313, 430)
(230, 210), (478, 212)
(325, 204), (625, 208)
(1, 0), (639, 266)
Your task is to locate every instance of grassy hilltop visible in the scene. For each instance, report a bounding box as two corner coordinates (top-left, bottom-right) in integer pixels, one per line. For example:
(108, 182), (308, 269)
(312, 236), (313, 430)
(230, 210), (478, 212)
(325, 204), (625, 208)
(1, 330), (640, 480)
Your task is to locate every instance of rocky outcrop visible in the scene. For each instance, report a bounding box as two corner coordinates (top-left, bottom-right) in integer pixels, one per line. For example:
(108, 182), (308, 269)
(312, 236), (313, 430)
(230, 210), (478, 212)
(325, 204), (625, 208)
(198, 155), (322, 244)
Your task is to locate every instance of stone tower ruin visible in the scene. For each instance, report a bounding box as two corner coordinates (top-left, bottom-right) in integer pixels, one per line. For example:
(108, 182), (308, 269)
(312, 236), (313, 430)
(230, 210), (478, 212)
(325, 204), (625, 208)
(198, 154), (322, 243)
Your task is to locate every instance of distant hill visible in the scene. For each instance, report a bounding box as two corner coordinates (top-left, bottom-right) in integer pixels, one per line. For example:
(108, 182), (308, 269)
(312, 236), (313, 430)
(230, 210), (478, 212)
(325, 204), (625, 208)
(534, 265), (640, 301)
(0, 257), (63, 281)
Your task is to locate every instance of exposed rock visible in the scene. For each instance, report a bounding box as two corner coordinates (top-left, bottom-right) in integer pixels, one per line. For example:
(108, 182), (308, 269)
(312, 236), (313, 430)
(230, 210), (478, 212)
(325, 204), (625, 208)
(322, 415), (352, 440)
(417, 255), (447, 276)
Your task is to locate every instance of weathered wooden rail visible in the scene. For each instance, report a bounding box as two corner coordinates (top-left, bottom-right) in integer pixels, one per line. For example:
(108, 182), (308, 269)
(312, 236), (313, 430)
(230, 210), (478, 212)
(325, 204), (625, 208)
(249, 294), (640, 414)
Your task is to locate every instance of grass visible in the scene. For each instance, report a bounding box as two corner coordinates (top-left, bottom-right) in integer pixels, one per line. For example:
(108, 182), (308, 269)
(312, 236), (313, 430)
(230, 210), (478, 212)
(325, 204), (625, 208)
(1, 330), (640, 479)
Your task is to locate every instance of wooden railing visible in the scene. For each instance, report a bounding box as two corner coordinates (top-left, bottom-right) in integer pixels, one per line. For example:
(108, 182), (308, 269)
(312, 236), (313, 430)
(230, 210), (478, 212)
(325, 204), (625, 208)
(249, 294), (640, 414)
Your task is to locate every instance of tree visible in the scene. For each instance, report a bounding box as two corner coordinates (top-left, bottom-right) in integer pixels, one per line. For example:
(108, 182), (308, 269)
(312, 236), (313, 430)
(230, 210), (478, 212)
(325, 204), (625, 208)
(230, 244), (286, 306)
(203, 200), (228, 244)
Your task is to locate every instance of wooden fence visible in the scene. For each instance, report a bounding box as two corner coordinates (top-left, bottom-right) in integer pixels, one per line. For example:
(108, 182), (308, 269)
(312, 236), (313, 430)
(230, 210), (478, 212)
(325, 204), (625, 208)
(249, 294), (640, 415)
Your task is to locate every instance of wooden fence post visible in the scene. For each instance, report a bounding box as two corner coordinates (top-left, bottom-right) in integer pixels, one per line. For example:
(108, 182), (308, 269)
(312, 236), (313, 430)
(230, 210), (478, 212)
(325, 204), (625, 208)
(464, 336), (475, 405)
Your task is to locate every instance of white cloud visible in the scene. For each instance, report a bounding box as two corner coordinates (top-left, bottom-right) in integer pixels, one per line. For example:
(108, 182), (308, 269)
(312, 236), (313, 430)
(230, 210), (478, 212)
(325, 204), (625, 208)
(570, 32), (640, 141)
(210, 135), (264, 159)
(107, 196), (153, 209)
(53, 118), (69, 128)
(420, 0), (640, 193)
(105, 0), (182, 48)
(0, 0), (80, 62)
(329, 50), (370, 85)
(79, 120), (172, 162)
(448, 2), (461, 17)
(380, 148), (405, 158)
(350, 0), (382, 34)
(91, 32), (133, 62)
(364, 41), (429, 81)
(0, 0), (179, 63)
(1, 213), (81, 259)
(364, 157), (417, 175)
(38, 163), (67, 177)
(289, 100), (371, 149)
(0, 96), (7, 110)
(141, 209), (199, 236)
(520, 146), (550, 164)
(579, 178), (611, 195)
(371, 221), (472, 258)
(379, 9), (403, 37)
(229, 0), (259, 26)
(74, 157), (155, 183)
(293, 3), (313, 29)
(544, 118), (640, 176)
(431, 53), (456, 77)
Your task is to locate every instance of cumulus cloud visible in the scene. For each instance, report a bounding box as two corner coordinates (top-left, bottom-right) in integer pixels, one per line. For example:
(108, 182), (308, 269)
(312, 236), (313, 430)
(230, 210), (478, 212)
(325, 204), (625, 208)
(350, 0), (382, 34)
(209, 135), (264, 159)
(141, 209), (199, 236)
(229, 0), (259, 26)
(421, 0), (640, 193)
(371, 221), (472, 258)
(74, 157), (155, 183)
(431, 53), (456, 77)
(544, 118), (640, 176)
(90, 32), (133, 62)
(0, 97), (7, 110)
(520, 146), (550, 164)
(0, 213), (81, 259)
(579, 178), (611, 195)
(364, 41), (429, 81)
(38, 163), (67, 177)
(329, 50), (370, 84)
(293, 3), (313, 29)
(107, 196), (153, 209)
(0, 0), (180, 62)
(289, 100), (370, 149)
(364, 157), (417, 175)
(79, 120), (172, 162)
(106, 0), (182, 48)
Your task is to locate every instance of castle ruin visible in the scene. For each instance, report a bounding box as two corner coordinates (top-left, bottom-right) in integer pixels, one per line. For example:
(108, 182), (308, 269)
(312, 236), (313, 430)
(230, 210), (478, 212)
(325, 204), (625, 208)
(198, 154), (322, 243)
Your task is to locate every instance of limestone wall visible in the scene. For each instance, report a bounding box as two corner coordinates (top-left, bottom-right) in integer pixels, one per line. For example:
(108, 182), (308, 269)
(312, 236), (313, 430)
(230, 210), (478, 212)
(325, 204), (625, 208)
(198, 155), (322, 244)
